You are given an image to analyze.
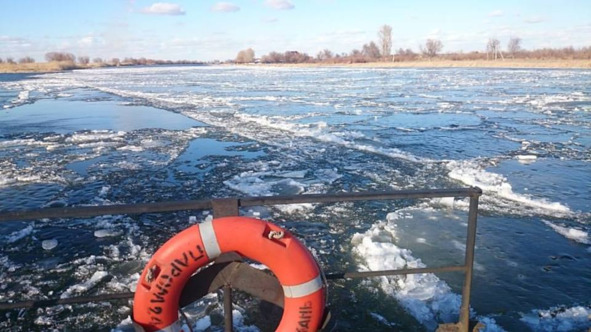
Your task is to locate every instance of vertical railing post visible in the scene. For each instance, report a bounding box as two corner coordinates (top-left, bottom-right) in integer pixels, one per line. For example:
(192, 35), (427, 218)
(212, 199), (239, 332)
(223, 285), (234, 332)
(459, 195), (479, 332)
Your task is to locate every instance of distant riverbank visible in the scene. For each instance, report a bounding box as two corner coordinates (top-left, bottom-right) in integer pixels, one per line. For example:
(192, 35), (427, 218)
(0, 62), (88, 73)
(2, 58), (590, 73)
(260, 59), (591, 69)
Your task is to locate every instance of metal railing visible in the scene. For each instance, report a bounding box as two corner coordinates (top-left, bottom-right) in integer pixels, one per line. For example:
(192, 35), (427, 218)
(0, 187), (482, 331)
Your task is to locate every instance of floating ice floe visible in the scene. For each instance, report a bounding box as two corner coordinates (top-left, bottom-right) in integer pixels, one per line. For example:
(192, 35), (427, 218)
(370, 312), (396, 327)
(230, 309), (260, 332)
(352, 220), (505, 331)
(276, 203), (315, 214)
(351, 221), (461, 330)
(432, 197), (456, 209)
(446, 160), (572, 217)
(94, 229), (123, 238)
(65, 130), (126, 144)
(7, 90), (31, 107)
(60, 270), (109, 299)
(542, 220), (589, 245)
(516, 154), (538, 164)
(521, 305), (591, 331)
(224, 171), (306, 197)
(274, 170), (308, 178)
(41, 239), (58, 250)
(6, 225), (34, 243)
(193, 316), (212, 330)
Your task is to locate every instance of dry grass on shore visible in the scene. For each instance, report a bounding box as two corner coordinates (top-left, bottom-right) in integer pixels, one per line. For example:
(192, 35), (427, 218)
(0, 62), (66, 73)
(1, 59), (590, 74)
(0, 61), (102, 73)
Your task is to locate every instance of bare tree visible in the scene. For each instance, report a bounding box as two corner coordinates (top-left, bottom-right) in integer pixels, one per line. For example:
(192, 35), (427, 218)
(123, 57), (139, 65)
(486, 38), (502, 60)
(235, 50), (246, 63)
(316, 49), (333, 61)
(6, 57), (16, 64)
(362, 41), (381, 60)
(507, 37), (522, 58)
(246, 48), (255, 62)
(111, 58), (120, 66)
(349, 49), (366, 63)
(378, 24), (393, 60)
(0, 58), (3, 64)
(236, 48), (255, 63)
(395, 48), (417, 61)
(78, 56), (90, 65)
(262, 51), (283, 63)
(45, 52), (76, 62)
(19, 56), (35, 64)
(422, 39), (443, 58)
(93, 57), (103, 64)
(284, 51), (311, 63)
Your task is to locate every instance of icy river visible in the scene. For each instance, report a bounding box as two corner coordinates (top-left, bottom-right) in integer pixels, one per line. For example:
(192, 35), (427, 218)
(0, 66), (590, 331)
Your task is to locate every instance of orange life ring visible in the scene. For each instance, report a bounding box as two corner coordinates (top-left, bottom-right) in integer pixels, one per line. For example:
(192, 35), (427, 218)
(133, 216), (326, 332)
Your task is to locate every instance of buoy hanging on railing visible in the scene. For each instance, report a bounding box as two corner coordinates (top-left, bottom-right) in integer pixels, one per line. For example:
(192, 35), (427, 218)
(132, 216), (326, 332)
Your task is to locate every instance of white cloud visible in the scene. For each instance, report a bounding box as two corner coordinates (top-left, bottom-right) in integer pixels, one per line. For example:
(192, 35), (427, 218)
(78, 36), (94, 47)
(265, 0), (294, 10)
(211, 2), (240, 12)
(140, 2), (185, 16)
(488, 10), (503, 17)
(524, 16), (545, 24)
(77, 35), (106, 49)
(0, 36), (32, 48)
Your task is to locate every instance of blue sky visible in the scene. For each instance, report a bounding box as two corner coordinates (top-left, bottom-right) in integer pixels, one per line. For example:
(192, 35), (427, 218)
(1, 0), (589, 61)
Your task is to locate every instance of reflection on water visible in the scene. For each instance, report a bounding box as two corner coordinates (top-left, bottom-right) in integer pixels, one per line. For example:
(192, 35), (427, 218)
(1, 97), (204, 135)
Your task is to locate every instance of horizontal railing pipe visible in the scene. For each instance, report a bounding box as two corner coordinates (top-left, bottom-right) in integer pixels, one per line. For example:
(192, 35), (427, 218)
(0, 265), (466, 310)
(0, 187), (481, 222)
(325, 265), (466, 280)
(0, 292), (134, 310)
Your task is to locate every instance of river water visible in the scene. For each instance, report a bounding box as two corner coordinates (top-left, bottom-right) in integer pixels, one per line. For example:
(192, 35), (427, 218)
(0, 67), (590, 331)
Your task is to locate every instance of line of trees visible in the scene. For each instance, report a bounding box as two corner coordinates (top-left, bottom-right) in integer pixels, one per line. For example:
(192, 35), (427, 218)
(0, 56), (35, 64)
(242, 25), (448, 64)
(232, 24), (590, 64)
(3, 31), (590, 68)
(0, 52), (206, 68)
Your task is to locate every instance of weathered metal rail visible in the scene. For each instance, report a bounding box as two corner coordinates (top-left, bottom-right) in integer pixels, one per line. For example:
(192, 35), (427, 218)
(0, 187), (482, 332)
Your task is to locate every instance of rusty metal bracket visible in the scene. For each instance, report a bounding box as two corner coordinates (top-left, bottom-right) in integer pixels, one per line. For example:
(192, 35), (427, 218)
(212, 198), (239, 218)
